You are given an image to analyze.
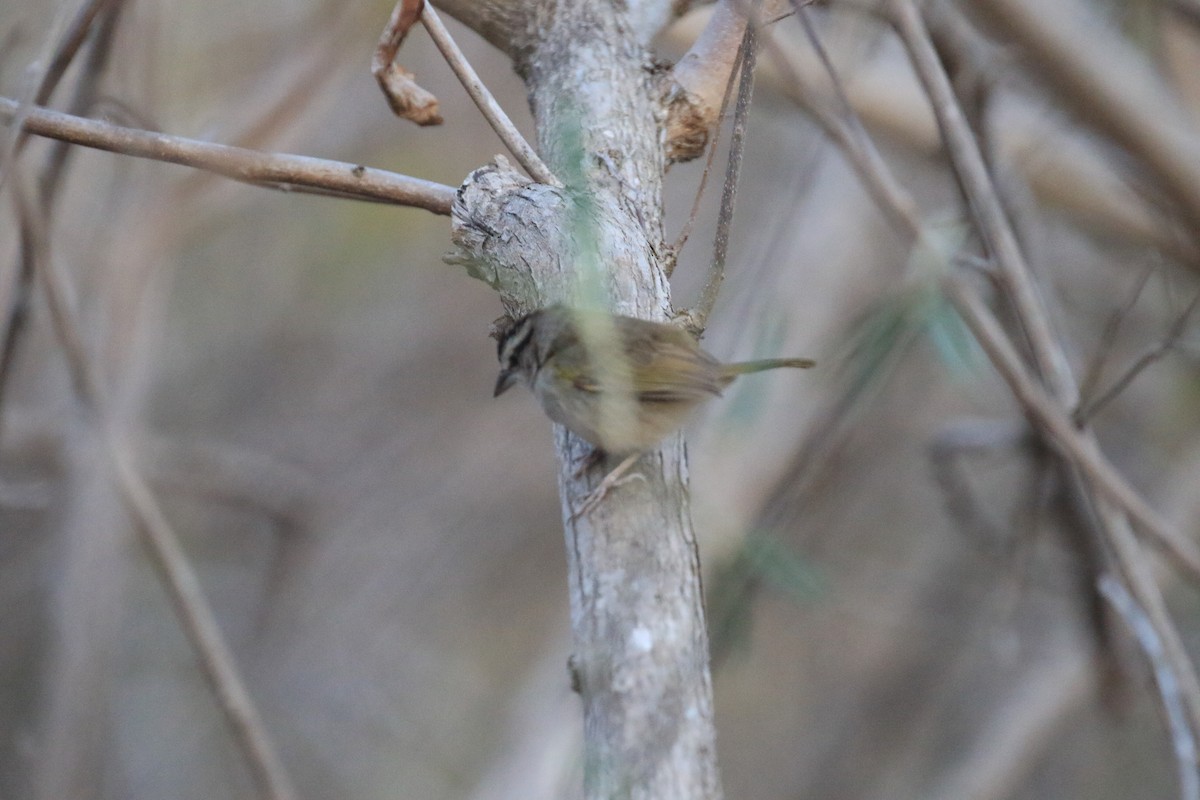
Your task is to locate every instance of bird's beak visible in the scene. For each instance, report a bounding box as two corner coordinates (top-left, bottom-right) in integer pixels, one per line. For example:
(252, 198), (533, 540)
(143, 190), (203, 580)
(493, 368), (518, 397)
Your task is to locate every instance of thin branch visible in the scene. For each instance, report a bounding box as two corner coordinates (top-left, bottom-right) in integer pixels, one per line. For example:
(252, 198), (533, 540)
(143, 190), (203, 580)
(0, 2), (126, 432)
(769, 0), (1200, 588)
(671, 13), (746, 265)
(419, 4), (559, 186)
(1099, 573), (1200, 800)
(1076, 290), (1200, 424)
(12, 170), (299, 800)
(964, 0), (1200, 249)
(0, 0), (126, 424)
(0, 97), (456, 214)
(947, 277), (1200, 589)
(31, 0), (121, 107)
(889, 0), (1075, 403)
(38, 0), (126, 209)
(1077, 263), (1156, 408)
(891, 0), (1200, 742)
(792, 1), (868, 152)
(689, 22), (756, 332)
(757, 8), (924, 241)
(0, 0), (121, 189)
(106, 434), (300, 800)
(953, 283), (1200, 765)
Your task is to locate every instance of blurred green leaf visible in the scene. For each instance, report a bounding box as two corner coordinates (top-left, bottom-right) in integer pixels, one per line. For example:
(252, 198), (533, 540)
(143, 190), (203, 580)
(707, 533), (824, 664)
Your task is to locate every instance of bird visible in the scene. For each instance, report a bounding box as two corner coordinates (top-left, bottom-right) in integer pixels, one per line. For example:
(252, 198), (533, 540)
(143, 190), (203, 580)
(493, 304), (814, 515)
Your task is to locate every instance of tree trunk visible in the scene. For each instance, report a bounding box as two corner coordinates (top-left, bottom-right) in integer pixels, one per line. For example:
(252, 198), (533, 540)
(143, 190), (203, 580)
(444, 1), (724, 798)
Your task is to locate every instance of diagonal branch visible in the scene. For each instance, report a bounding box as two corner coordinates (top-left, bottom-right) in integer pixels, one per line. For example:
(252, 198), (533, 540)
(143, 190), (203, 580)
(12, 167), (299, 800)
(688, 21), (756, 332)
(0, 97), (456, 214)
(890, 0), (1200, 745)
(888, 0), (1074, 402)
(946, 277), (1200, 583)
(1099, 573), (1200, 800)
(963, 0), (1200, 249)
(1076, 290), (1200, 424)
(420, 4), (559, 186)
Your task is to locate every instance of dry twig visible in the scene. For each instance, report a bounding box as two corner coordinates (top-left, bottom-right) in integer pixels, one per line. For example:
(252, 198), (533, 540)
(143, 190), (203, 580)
(964, 0), (1200, 247)
(1076, 290), (1200, 424)
(891, 0), (1200, 743)
(420, 4), (559, 186)
(0, 97), (456, 213)
(757, 9), (923, 240)
(1099, 573), (1200, 800)
(689, 22), (757, 332)
(11, 164), (299, 800)
(1077, 264), (1156, 409)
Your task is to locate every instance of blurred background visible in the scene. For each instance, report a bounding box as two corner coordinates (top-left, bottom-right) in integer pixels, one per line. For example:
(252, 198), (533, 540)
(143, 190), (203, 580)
(2, 0), (1200, 798)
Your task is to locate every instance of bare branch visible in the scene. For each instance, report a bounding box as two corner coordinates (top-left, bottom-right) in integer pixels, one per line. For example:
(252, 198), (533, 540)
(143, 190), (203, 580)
(420, 4), (559, 186)
(666, 0), (750, 162)
(665, 0), (791, 162)
(688, 23), (756, 332)
(37, 0), (126, 208)
(1077, 290), (1200, 424)
(947, 277), (1200, 592)
(889, 0), (1075, 402)
(0, 2), (125, 434)
(964, 0), (1200, 249)
(1099, 573), (1200, 800)
(0, 0), (121, 187)
(0, 97), (457, 214)
(1077, 264), (1156, 410)
(11, 169), (299, 800)
(373, 0), (443, 125)
(106, 435), (300, 800)
(890, 0), (1200, 745)
(757, 12), (924, 242)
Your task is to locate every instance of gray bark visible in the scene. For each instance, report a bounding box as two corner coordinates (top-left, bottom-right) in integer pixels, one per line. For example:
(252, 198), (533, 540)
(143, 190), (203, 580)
(442, 1), (724, 798)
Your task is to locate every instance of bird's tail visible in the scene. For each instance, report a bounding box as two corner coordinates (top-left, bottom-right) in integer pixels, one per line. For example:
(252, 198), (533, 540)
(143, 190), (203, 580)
(721, 357), (815, 381)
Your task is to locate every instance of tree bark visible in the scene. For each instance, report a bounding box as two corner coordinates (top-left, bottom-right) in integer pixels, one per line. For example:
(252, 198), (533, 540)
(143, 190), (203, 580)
(443, 1), (724, 798)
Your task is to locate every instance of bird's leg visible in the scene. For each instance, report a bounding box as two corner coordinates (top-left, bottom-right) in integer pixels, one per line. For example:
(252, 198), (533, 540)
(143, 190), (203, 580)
(572, 446), (609, 479)
(571, 452), (644, 520)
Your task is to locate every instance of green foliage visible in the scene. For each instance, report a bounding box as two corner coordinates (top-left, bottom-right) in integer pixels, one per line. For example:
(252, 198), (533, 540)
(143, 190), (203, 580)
(707, 533), (824, 664)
